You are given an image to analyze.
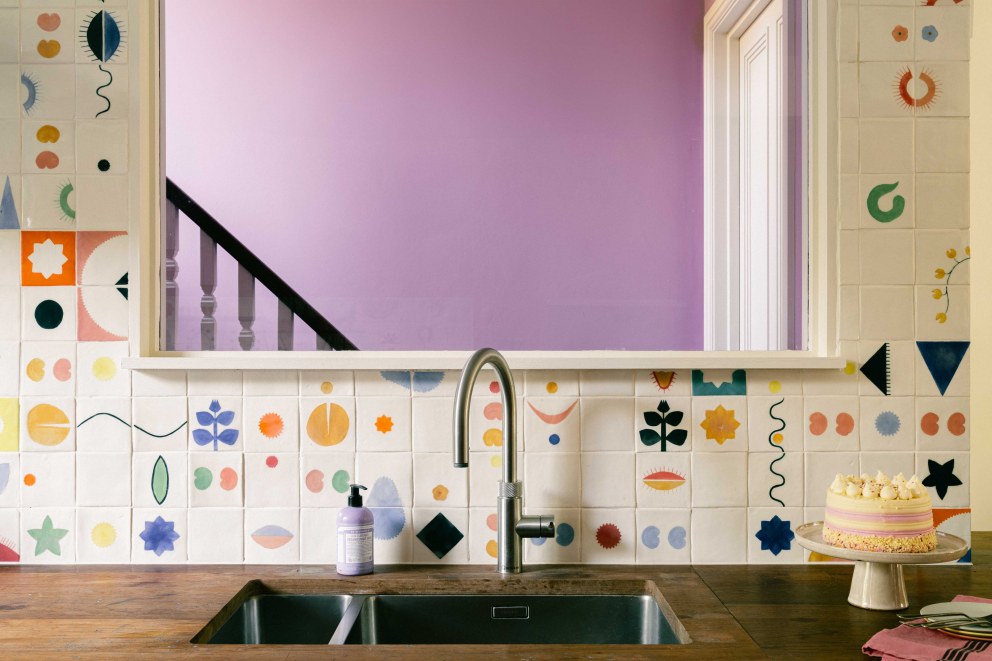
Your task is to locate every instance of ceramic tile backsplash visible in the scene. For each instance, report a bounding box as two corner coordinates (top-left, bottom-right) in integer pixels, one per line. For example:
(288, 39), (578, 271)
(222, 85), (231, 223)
(0, 3), (973, 567)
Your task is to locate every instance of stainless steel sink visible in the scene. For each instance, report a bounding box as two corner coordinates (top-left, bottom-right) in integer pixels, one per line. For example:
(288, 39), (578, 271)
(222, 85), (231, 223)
(193, 580), (690, 646)
(341, 594), (682, 645)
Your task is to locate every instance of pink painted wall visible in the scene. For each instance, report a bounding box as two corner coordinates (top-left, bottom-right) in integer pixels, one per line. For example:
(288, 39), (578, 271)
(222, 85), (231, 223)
(166, 0), (705, 350)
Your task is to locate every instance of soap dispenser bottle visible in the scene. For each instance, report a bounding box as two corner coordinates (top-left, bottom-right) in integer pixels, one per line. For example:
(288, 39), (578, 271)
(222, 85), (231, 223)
(337, 484), (374, 575)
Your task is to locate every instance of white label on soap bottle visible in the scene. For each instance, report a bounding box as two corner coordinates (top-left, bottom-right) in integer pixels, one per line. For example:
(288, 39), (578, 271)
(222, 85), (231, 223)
(337, 524), (374, 564)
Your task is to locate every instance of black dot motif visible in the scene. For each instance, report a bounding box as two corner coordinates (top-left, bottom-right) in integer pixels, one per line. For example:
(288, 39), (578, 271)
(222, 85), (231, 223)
(98, 159), (110, 172)
(34, 299), (64, 330)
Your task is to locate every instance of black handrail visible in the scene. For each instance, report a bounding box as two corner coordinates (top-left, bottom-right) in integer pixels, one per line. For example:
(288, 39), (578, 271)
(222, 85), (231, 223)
(165, 178), (358, 351)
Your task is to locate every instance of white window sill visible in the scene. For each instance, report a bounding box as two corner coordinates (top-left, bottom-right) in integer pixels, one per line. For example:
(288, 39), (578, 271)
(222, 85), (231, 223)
(124, 351), (845, 371)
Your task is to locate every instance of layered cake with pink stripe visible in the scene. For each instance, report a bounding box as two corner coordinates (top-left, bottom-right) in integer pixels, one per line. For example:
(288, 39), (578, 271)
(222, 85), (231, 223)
(822, 472), (936, 553)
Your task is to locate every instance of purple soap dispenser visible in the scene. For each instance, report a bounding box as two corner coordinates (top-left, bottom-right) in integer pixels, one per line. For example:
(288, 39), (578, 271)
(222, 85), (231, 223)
(336, 484), (374, 575)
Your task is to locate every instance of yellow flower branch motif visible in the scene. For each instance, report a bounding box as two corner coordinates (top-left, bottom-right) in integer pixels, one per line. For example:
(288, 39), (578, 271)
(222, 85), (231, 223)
(933, 245), (970, 324)
(700, 405), (740, 445)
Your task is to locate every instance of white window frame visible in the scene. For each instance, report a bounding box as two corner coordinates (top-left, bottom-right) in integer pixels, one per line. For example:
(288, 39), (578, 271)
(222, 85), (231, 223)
(126, 0), (839, 371)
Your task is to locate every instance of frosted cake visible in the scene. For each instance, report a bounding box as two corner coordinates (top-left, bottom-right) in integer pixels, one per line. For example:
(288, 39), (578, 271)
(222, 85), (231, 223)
(822, 472), (936, 553)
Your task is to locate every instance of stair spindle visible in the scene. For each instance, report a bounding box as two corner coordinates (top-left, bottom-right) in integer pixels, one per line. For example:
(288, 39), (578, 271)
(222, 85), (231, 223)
(199, 230), (218, 350)
(238, 264), (256, 351)
(164, 200), (179, 351)
(277, 301), (294, 351)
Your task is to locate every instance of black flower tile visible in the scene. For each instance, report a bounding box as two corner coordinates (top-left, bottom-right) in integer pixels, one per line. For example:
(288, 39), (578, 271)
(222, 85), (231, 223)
(416, 513), (464, 559)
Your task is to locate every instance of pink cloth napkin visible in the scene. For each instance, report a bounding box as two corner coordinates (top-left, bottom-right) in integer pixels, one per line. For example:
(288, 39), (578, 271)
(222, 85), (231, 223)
(863, 596), (992, 661)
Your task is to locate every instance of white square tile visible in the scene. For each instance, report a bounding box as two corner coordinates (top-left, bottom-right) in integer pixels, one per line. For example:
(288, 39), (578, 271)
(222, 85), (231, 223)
(244, 452), (298, 508)
(76, 341), (129, 396)
(21, 508), (74, 563)
(356, 453), (412, 509)
(0, 287), (20, 341)
(859, 397), (916, 451)
(131, 509), (186, 563)
(76, 507), (130, 563)
(580, 452), (634, 508)
(837, 5), (858, 62)
(860, 229), (914, 285)
(299, 371), (353, 396)
(0, 120), (20, 173)
(188, 508), (243, 563)
(300, 453), (354, 508)
(860, 119), (914, 173)
(132, 452), (186, 508)
(413, 508), (467, 563)
(859, 62), (910, 118)
(413, 452), (468, 509)
(635, 509), (690, 564)
(839, 230), (860, 285)
(840, 118), (859, 174)
(369, 507), (413, 564)
(635, 397), (690, 452)
(77, 399), (131, 451)
(747, 507), (805, 564)
(525, 370), (579, 397)
(76, 452), (129, 506)
(916, 452), (968, 507)
(19, 341), (75, 396)
(859, 7), (915, 62)
(189, 452), (242, 507)
(691, 397), (747, 450)
(524, 508), (580, 564)
(131, 396), (187, 452)
(580, 508), (634, 564)
(187, 370), (242, 396)
(20, 175), (76, 229)
(859, 286), (915, 340)
(131, 370), (186, 397)
(243, 370), (298, 396)
(691, 452), (747, 508)
(300, 507), (338, 564)
(916, 118), (969, 173)
(0, 451), (17, 507)
(579, 371), (633, 396)
(803, 452), (860, 507)
(75, 175), (128, 230)
(748, 452), (803, 507)
(916, 397), (968, 452)
(747, 396), (803, 453)
(915, 174), (969, 229)
(0, 9), (17, 63)
(524, 396), (580, 452)
(411, 396), (454, 453)
(19, 397), (74, 451)
(838, 63), (859, 118)
(579, 397), (634, 452)
(635, 452), (690, 509)
(690, 508), (746, 563)
(915, 6), (971, 62)
(355, 396), (411, 452)
(803, 396), (860, 452)
(299, 397), (356, 452)
(243, 396), (299, 453)
(839, 174), (860, 229)
(0, 232), (18, 283)
(75, 62), (128, 120)
(839, 286), (860, 341)
(75, 120), (127, 174)
(915, 61), (968, 117)
(188, 396), (242, 452)
(0, 65), (13, 118)
(523, 452), (579, 509)
(860, 175), (913, 228)
(244, 508), (299, 564)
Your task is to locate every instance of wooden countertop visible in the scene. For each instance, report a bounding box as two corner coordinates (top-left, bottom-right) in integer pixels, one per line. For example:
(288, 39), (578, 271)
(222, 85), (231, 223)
(0, 532), (988, 660)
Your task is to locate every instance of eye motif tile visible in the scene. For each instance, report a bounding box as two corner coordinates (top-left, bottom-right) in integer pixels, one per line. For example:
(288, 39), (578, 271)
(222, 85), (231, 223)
(245, 509), (298, 564)
(21, 230), (75, 286)
(189, 452), (242, 508)
(636, 452), (690, 509)
(77, 7), (128, 65)
(189, 398), (241, 452)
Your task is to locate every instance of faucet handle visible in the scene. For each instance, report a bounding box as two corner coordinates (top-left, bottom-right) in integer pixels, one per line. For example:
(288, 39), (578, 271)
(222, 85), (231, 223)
(515, 515), (555, 539)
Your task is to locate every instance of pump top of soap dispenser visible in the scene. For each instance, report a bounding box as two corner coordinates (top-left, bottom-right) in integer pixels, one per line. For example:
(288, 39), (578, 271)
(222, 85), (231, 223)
(348, 484), (367, 507)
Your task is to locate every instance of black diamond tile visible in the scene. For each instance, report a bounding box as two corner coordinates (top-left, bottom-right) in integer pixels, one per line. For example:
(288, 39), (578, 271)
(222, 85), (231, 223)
(416, 513), (464, 559)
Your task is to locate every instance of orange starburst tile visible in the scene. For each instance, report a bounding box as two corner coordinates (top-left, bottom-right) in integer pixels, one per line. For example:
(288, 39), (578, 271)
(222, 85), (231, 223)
(374, 415), (394, 434)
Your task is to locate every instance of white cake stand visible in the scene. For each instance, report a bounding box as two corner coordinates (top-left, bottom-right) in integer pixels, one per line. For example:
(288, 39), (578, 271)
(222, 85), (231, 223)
(794, 522), (969, 611)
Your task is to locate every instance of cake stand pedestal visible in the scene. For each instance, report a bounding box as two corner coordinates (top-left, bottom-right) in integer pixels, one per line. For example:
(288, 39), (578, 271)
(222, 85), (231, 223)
(794, 522), (969, 611)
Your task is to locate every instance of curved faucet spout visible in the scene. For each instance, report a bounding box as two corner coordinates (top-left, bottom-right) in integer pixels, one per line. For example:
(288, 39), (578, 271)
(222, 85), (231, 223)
(452, 348), (517, 484)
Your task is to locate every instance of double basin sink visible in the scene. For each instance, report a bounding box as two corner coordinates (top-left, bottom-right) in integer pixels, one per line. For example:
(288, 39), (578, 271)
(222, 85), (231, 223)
(193, 579), (690, 646)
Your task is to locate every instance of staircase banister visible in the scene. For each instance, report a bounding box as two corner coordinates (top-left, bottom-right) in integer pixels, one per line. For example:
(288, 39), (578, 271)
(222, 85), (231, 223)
(165, 178), (358, 351)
